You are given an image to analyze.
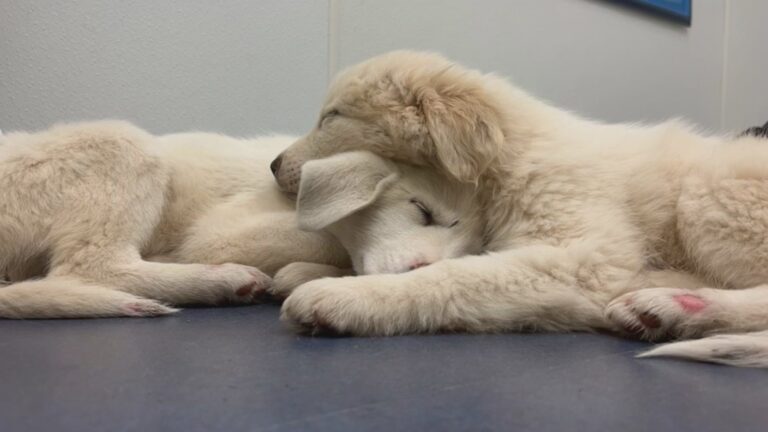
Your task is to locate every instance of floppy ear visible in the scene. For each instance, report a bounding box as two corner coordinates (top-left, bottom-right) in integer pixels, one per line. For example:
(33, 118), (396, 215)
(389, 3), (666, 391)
(419, 87), (505, 183)
(296, 151), (399, 231)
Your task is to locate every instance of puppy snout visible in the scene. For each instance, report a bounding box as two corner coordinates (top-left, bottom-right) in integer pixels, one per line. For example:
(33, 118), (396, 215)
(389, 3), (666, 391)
(270, 155), (283, 176)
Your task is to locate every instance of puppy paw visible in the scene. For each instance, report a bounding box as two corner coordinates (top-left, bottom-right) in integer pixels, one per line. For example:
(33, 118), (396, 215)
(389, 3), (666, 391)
(280, 280), (360, 335)
(270, 263), (350, 301)
(281, 275), (408, 336)
(211, 263), (272, 304)
(606, 288), (718, 341)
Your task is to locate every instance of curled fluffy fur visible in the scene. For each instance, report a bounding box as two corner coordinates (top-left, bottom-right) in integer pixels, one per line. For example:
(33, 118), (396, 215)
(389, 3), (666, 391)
(0, 122), (348, 318)
(273, 51), (768, 368)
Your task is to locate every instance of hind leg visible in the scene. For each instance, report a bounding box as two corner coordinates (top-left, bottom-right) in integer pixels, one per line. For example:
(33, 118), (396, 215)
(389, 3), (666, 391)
(607, 285), (768, 340)
(0, 277), (176, 319)
(676, 175), (768, 288)
(47, 184), (273, 305)
(606, 174), (768, 340)
(25, 122), (270, 307)
(45, 185), (273, 305)
(51, 256), (272, 306)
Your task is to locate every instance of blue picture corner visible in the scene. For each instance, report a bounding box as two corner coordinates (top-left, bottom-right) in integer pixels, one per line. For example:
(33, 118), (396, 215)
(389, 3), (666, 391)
(618, 0), (692, 25)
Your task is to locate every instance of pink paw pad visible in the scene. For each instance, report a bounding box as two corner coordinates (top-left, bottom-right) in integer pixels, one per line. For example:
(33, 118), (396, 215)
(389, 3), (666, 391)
(125, 303), (146, 315)
(673, 294), (707, 313)
(236, 283), (257, 297)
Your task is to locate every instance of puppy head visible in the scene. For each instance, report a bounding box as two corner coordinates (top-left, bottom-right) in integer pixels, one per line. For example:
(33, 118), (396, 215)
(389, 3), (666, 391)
(297, 151), (483, 275)
(272, 51), (507, 193)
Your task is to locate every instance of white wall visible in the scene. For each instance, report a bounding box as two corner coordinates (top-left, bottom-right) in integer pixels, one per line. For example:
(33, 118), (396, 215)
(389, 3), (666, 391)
(0, 1), (330, 135)
(1, 1), (765, 135)
(722, 0), (768, 131)
(335, 0), (725, 129)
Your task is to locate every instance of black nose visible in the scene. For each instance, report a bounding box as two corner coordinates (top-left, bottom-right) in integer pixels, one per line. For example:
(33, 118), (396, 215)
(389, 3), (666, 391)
(270, 155), (283, 176)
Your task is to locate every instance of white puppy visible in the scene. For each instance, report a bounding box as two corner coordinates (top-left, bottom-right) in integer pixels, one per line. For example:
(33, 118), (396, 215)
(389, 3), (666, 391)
(0, 122), (477, 320)
(273, 51), (768, 367)
(271, 151), (483, 304)
(0, 121), (348, 318)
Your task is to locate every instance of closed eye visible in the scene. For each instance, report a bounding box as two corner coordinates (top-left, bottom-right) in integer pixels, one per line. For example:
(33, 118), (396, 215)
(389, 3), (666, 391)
(318, 109), (340, 128)
(410, 199), (434, 226)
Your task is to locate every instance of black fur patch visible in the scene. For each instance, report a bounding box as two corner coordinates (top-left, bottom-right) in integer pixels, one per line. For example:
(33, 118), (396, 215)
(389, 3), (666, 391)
(740, 121), (768, 139)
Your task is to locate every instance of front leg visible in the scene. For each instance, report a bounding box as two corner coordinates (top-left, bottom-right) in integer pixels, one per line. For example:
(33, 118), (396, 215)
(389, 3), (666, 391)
(270, 262), (353, 300)
(281, 245), (634, 336)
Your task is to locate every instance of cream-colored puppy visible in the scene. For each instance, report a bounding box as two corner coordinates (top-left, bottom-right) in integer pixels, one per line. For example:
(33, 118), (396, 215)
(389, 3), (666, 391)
(0, 121), (348, 318)
(272, 151), (483, 304)
(273, 51), (768, 368)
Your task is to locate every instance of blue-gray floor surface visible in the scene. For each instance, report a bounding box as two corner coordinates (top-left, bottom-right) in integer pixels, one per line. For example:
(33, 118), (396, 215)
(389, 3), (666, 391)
(1, 306), (766, 432)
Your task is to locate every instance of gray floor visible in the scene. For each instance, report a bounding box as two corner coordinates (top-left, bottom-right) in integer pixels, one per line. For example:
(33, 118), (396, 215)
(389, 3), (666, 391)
(1, 306), (766, 432)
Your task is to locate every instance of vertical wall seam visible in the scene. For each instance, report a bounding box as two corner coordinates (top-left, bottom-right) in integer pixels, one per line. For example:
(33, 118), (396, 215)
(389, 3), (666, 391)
(720, 0), (731, 131)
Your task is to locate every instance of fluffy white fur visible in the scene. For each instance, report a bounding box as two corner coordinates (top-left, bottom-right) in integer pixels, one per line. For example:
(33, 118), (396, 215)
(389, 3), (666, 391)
(272, 151), (483, 305)
(272, 51), (768, 368)
(0, 122), (349, 318)
(0, 124), (475, 319)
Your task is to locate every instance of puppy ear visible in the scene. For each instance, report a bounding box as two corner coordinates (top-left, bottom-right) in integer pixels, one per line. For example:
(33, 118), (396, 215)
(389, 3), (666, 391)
(420, 88), (504, 183)
(296, 151), (399, 231)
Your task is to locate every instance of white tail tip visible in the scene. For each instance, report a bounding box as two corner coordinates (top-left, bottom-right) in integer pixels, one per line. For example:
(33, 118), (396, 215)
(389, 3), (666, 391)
(638, 331), (768, 368)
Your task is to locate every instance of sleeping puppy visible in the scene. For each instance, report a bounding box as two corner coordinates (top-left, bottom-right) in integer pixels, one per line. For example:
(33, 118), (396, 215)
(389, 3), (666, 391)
(0, 123), (477, 319)
(272, 51), (768, 368)
(0, 121), (348, 318)
(270, 151), (483, 302)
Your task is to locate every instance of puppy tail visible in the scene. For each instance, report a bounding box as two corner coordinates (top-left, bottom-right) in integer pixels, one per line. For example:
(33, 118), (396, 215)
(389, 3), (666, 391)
(638, 331), (768, 368)
(0, 277), (178, 319)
